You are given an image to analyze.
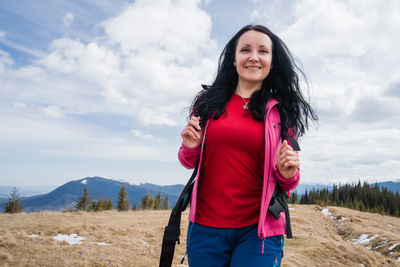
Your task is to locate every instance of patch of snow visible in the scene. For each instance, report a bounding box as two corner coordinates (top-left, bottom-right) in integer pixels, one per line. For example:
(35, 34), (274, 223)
(53, 233), (85, 245)
(142, 241), (148, 245)
(353, 234), (379, 245)
(28, 234), (38, 238)
(81, 179), (88, 185)
(397, 257), (400, 262)
(389, 243), (400, 250)
(366, 246), (372, 250)
(321, 208), (331, 216)
(109, 177), (136, 186)
(387, 224), (393, 227)
(360, 264), (365, 267)
(289, 208), (294, 210)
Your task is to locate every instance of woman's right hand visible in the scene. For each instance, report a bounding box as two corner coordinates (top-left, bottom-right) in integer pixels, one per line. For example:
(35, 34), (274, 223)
(181, 116), (203, 148)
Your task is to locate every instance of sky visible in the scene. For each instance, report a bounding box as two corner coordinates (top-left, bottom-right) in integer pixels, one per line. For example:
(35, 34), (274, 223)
(1, 0), (400, 188)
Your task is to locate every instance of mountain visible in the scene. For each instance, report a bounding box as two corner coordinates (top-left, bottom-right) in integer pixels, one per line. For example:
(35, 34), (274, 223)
(378, 180), (400, 193)
(0, 177), (184, 213)
(138, 183), (184, 196)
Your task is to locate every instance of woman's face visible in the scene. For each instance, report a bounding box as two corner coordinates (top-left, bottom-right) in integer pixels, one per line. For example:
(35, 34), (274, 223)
(234, 30), (273, 89)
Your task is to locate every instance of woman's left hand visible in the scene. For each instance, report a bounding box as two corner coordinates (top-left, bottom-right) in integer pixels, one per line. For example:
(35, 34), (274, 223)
(276, 140), (300, 179)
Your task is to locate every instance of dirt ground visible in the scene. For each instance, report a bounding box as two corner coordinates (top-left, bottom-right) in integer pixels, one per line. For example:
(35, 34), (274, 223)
(0, 205), (399, 266)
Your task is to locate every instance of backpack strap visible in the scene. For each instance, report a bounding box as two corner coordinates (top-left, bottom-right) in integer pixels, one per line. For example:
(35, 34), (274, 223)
(159, 163), (199, 267)
(280, 187), (293, 238)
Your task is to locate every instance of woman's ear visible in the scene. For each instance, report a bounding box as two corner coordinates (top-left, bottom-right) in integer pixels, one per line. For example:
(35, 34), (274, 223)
(233, 61), (236, 67)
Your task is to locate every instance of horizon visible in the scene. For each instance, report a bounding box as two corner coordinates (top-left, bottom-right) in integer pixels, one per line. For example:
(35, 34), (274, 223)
(1, 176), (400, 194)
(1, 0), (400, 187)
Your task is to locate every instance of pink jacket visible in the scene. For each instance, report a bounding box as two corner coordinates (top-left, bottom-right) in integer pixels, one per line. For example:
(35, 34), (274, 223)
(178, 99), (300, 240)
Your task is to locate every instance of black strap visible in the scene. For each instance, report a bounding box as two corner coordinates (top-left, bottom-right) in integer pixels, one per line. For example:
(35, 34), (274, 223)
(269, 186), (293, 238)
(281, 189), (293, 238)
(159, 163), (199, 267)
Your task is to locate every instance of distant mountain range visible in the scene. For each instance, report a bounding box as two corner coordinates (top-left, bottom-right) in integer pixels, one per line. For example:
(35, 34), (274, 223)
(0, 177), (399, 212)
(0, 177), (183, 212)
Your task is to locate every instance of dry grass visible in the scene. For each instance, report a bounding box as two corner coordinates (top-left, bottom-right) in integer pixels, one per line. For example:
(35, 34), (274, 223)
(0, 205), (399, 266)
(283, 205), (400, 267)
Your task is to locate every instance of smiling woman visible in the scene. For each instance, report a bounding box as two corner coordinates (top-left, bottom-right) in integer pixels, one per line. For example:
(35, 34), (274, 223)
(178, 25), (318, 267)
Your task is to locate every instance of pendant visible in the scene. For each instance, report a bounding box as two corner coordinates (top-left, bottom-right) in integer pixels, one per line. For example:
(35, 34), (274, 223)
(243, 104), (248, 110)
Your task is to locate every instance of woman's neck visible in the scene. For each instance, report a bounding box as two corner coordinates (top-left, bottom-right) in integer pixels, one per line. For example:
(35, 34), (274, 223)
(235, 80), (262, 98)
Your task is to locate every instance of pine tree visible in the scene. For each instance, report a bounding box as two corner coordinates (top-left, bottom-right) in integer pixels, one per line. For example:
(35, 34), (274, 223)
(105, 199), (114, 210)
(162, 195), (169, 210)
(140, 193), (154, 210)
(290, 190), (298, 204)
(75, 187), (91, 211)
(5, 187), (23, 213)
(117, 186), (130, 211)
(154, 192), (162, 210)
(97, 199), (108, 211)
(89, 201), (98, 212)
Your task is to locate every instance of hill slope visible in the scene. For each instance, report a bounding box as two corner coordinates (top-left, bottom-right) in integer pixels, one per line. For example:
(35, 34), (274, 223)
(0, 205), (399, 266)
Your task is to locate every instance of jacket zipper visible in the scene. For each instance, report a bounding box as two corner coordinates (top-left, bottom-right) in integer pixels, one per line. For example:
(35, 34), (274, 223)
(259, 101), (279, 240)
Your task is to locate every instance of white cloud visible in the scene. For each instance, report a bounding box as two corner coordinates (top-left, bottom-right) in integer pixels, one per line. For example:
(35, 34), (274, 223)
(29, 0), (218, 127)
(131, 129), (153, 139)
(0, 31), (5, 37)
(249, 10), (260, 21)
(273, 0), (400, 125)
(266, 0), (400, 184)
(0, 105), (176, 162)
(101, 0), (213, 57)
(64, 12), (75, 27)
(0, 0), (217, 176)
(0, 49), (13, 74)
(43, 106), (65, 119)
(40, 38), (121, 84)
(300, 125), (400, 184)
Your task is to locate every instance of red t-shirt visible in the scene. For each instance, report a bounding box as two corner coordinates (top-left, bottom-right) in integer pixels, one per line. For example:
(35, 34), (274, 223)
(196, 93), (265, 228)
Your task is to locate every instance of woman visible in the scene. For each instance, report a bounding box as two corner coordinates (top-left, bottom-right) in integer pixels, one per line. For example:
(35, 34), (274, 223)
(178, 25), (317, 267)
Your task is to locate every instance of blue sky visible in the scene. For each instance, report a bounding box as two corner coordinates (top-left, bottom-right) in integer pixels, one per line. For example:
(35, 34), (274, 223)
(1, 0), (400, 187)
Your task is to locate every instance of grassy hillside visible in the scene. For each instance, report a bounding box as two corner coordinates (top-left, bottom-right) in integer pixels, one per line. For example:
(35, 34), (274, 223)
(0, 205), (399, 266)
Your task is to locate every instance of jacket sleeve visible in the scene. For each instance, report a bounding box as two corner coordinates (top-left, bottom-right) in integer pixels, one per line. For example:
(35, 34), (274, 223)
(273, 166), (300, 192)
(273, 128), (300, 192)
(178, 142), (201, 169)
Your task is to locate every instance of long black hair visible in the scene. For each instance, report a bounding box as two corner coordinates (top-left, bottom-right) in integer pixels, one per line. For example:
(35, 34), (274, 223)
(190, 24), (317, 138)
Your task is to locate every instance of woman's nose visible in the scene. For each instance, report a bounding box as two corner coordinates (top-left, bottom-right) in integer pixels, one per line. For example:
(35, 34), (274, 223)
(249, 51), (259, 62)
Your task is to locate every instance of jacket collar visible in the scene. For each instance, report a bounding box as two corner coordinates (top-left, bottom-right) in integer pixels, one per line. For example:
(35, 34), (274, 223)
(266, 98), (279, 111)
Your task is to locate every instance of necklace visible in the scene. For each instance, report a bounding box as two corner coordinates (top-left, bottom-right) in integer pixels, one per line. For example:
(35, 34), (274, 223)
(239, 95), (249, 110)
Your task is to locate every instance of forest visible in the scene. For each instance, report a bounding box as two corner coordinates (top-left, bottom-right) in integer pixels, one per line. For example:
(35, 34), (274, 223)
(290, 181), (400, 217)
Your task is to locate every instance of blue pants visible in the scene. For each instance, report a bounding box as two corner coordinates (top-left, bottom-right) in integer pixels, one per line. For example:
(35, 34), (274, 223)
(187, 222), (284, 267)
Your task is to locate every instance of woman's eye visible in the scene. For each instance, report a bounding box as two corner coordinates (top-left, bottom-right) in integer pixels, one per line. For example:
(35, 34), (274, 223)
(241, 48), (250, 52)
(260, 49), (268, 54)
